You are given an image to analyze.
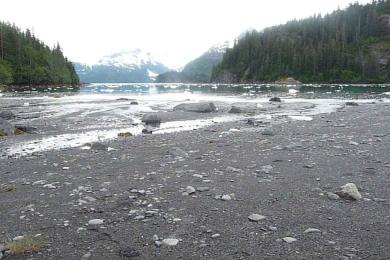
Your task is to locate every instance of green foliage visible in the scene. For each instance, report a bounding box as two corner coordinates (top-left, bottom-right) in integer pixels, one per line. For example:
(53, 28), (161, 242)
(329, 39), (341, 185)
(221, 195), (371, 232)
(0, 61), (13, 84)
(0, 22), (79, 85)
(212, 0), (390, 83)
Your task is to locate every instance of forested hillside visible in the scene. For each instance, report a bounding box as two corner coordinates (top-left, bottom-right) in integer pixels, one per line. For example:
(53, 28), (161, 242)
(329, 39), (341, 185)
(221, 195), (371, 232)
(212, 0), (390, 83)
(156, 42), (229, 83)
(0, 22), (79, 85)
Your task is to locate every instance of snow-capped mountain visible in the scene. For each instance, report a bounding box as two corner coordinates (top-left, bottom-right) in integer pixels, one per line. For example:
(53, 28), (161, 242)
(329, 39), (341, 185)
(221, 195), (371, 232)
(75, 49), (170, 83)
(206, 41), (230, 54)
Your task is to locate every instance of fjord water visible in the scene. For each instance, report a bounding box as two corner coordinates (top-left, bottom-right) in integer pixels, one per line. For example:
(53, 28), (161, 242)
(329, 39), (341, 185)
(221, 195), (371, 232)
(1, 83), (390, 158)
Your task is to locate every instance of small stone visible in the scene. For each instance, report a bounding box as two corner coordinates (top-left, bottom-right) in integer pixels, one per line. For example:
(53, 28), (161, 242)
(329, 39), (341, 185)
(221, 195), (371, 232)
(211, 234), (221, 238)
(196, 187), (210, 192)
(282, 237), (297, 243)
(304, 228), (321, 234)
(13, 236), (24, 241)
(327, 192), (340, 200)
(88, 219), (104, 225)
(345, 101), (359, 106)
(349, 141), (359, 146)
(336, 183), (362, 200)
(153, 234), (159, 241)
(269, 97), (282, 102)
(162, 238), (179, 246)
(248, 214), (266, 222)
(221, 195), (232, 201)
(186, 186), (196, 194)
(268, 226), (277, 231)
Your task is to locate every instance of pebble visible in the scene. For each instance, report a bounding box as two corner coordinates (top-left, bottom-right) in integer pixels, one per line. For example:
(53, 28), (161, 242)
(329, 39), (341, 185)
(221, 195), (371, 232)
(221, 195), (232, 201)
(82, 252), (91, 259)
(211, 233), (221, 238)
(304, 228), (321, 234)
(13, 236), (24, 241)
(185, 186), (196, 194)
(88, 219), (104, 225)
(162, 238), (179, 246)
(196, 187), (210, 192)
(282, 237), (297, 243)
(248, 214), (266, 222)
(327, 192), (340, 200)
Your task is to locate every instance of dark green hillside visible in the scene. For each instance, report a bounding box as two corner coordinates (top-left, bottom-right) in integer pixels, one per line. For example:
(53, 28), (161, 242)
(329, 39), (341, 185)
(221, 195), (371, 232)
(212, 0), (390, 83)
(0, 22), (79, 85)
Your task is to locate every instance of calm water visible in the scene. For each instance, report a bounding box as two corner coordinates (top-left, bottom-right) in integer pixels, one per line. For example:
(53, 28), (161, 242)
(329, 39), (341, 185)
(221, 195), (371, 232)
(1, 83), (390, 157)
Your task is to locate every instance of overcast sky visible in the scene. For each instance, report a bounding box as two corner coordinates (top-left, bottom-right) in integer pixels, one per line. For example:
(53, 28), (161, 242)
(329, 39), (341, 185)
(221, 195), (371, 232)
(0, 0), (371, 68)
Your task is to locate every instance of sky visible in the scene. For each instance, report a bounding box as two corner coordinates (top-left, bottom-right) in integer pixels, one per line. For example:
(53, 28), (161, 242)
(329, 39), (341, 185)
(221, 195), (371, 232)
(0, 0), (372, 68)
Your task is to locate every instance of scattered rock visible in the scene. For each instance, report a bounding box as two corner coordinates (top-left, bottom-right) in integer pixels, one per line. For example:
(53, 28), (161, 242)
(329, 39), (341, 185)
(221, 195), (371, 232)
(221, 195), (232, 201)
(13, 236), (24, 241)
(336, 183), (362, 200)
(304, 228), (321, 234)
(141, 113), (162, 125)
(262, 130), (275, 136)
(196, 187), (210, 192)
(211, 234), (221, 238)
(269, 97), (282, 102)
(346, 101), (359, 106)
(186, 186), (196, 194)
(248, 214), (266, 222)
(88, 219), (104, 225)
(161, 238), (179, 246)
(282, 237), (297, 243)
(228, 103), (257, 114)
(118, 132), (133, 137)
(0, 111), (15, 120)
(327, 192), (340, 200)
(173, 102), (216, 113)
(130, 101), (139, 105)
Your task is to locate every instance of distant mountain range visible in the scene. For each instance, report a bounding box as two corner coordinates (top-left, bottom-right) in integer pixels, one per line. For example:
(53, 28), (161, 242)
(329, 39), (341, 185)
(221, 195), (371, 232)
(156, 41), (230, 83)
(75, 49), (170, 83)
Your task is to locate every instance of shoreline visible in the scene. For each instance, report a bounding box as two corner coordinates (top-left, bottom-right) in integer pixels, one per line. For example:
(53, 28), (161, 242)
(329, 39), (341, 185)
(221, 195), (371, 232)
(0, 101), (389, 259)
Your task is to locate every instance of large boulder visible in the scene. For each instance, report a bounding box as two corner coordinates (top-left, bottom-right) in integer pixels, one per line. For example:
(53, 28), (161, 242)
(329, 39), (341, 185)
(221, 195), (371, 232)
(336, 183), (362, 200)
(0, 111), (15, 120)
(141, 113), (162, 125)
(0, 118), (15, 136)
(173, 102), (216, 113)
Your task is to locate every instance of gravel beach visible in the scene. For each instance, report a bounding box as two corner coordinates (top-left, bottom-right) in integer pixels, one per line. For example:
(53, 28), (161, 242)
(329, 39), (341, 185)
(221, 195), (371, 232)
(0, 95), (389, 259)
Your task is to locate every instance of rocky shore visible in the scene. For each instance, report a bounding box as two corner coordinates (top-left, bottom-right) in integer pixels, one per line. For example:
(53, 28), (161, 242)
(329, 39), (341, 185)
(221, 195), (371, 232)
(0, 100), (389, 259)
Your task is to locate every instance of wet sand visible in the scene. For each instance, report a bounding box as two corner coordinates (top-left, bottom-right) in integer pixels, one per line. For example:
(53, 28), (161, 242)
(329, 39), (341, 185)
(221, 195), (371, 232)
(0, 99), (389, 259)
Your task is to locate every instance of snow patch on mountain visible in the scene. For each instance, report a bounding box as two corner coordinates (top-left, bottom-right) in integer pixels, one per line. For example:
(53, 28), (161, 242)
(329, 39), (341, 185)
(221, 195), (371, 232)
(98, 48), (163, 69)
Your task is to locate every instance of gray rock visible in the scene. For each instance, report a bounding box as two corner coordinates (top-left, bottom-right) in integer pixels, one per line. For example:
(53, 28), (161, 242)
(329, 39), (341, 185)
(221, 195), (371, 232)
(173, 102), (216, 113)
(0, 118), (15, 136)
(141, 113), (162, 125)
(130, 101), (139, 105)
(248, 214), (266, 222)
(221, 195), (232, 201)
(161, 238), (179, 246)
(346, 101), (359, 106)
(304, 228), (321, 234)
(282, 237), (297, 243)
(196, 187), (210, 192)
(88, 219), (104, 225)
(262, 130), (275, 136)
(0, 111), (15, 120)
(327, 192), (340, 200)
(336, 183), (362, 200)
(186, 186), (196, 194)
(269, 97), (282, 102)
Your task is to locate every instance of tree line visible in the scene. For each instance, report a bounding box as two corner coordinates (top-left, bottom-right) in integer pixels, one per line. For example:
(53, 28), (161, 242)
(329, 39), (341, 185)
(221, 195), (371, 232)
(0, 21), (79, 85)
(212, 0), (390, 83)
